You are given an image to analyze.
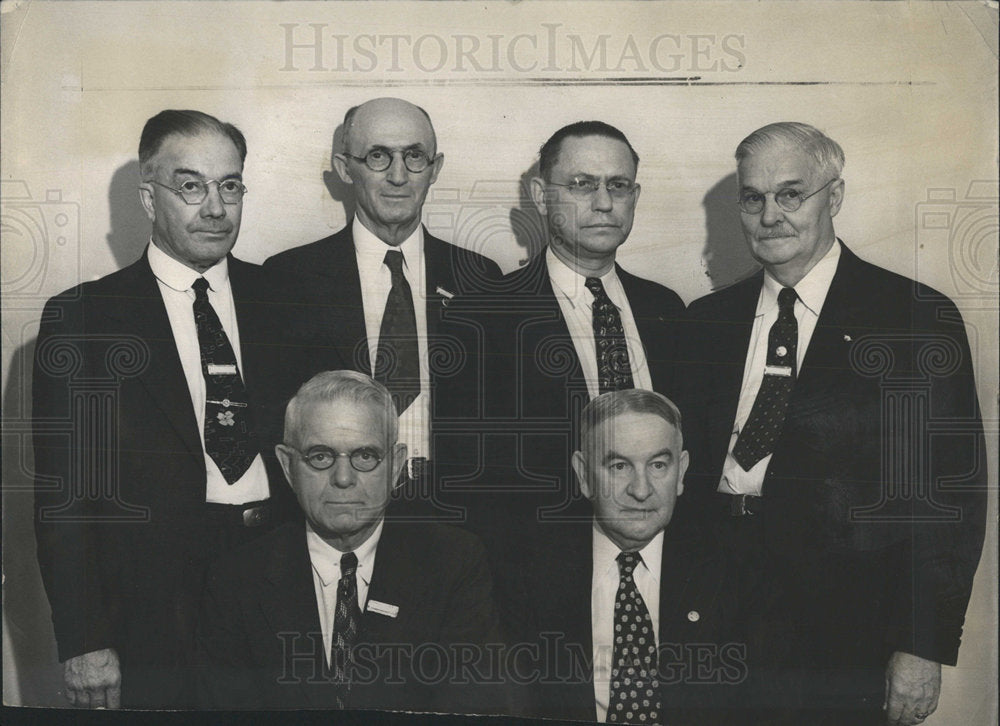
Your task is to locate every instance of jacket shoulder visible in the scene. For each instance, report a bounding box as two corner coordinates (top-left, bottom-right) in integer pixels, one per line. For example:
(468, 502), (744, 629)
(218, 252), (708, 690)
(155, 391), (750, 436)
(617, 265), (685, 313)
(263, 228), (351, 271)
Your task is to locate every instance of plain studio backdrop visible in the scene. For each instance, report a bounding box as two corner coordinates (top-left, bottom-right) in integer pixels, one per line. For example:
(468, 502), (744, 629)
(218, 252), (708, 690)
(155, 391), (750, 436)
(1, 1), (997, 722)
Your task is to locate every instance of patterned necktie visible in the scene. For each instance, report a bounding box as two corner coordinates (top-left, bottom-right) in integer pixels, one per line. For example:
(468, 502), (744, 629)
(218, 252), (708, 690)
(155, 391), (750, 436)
(375, 249), (420, 414)
(585, 277), (635, 395)
(191, 277), (257, 484)
(608, 551), (660, 724)
(329, 551), (361, 708)
(732, 286), (799, 471)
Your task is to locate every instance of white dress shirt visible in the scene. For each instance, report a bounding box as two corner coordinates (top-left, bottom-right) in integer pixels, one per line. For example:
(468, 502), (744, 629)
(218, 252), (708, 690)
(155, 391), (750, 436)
(147, 243), (270, 504)
(719, 241), (841, 495)
(307, 519), (383, 666)
(353, 218), (430, 463)
(546, 247), (653, 400)
(591, 524), (663, 722)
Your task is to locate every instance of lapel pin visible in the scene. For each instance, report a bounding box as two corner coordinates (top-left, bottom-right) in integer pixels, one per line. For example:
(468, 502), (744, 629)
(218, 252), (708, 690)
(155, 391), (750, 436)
(843, 334), (852, 342)
(687, 610), (700, 622)
(367, 599), (399, 618)
(207, 363), (238, 376)
(435, 286), (455, 306)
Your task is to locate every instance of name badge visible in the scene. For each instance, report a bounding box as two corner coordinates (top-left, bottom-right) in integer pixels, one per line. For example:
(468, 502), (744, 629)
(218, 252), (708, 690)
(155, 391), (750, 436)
(764, 365), (793, 378)
(207, 363), (238, 376)
(367, 600), (399, 618)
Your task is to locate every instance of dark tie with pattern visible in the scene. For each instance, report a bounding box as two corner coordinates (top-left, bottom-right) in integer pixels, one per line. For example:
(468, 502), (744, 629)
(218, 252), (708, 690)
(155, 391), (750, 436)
(192, 277), (257, 484)
(608, 551), (660, 724)
(329, 551), (361, 707)
(376, 249), (420, 414)
(732, 286), (799, 471)
(585, 277), (635, 395)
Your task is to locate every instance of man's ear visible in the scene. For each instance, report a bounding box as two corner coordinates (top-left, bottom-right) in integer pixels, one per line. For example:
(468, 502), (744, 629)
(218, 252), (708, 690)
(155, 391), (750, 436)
(828, 178), (845, 219)
(677, 449), (690, 497)
(529, 176), (548, 217)
(333, 154), (353, 185)
(427, 152), (444, 185)
(138, 184), (156, 223)
(275, 444), (295, 488)
(571, 450), (592, 500)
(390, 442), (408, 490)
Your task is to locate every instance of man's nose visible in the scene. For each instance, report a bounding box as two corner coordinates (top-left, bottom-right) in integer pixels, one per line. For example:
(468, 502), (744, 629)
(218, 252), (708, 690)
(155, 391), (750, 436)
(760, 194), (785, 226)
(200, 182), (226, 218)
(386, 153), (408, 185)
(626, 469), (653, 502)
(591, 184), (614, 212)
(330, 455), (356, 489)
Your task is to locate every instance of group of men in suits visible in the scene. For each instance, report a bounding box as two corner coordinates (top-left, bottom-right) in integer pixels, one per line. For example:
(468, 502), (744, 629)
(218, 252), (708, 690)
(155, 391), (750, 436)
(32, 99), (985, 726)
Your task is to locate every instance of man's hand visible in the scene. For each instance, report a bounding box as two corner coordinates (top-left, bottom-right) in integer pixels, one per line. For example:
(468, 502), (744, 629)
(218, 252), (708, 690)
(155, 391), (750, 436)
(64, 648), (121, 708)
(884, 651), (940, 725)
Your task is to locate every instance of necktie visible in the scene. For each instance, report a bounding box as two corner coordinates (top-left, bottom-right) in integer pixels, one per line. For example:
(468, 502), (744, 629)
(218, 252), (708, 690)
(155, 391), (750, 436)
(192, 277), (257, 484)
(376, 250), (420, 414)
(585, 277), (635, 395)
(329, 551), (361, 707)
(608, 551), (660, 724)
(732, 286), (799, 471)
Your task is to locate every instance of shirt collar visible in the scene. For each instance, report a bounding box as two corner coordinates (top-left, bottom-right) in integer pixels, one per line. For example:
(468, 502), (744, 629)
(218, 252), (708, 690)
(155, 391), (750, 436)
(147, 240), (229, 293)
(353, 216), (423, 276)
(592, 520), (664, 585)
(546, 246), (624, 311)
(757, 239), (841, 318)
(306, 518), (384, 589)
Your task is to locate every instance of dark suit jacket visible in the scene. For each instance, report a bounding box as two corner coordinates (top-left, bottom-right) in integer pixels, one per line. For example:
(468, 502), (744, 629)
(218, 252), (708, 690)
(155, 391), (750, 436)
(32, 251), (295, 707)
(681, 242), (987, 679)
(502, 518), (742, 724)
(197, 517), (508, 714)
(262, 224), (503, 430)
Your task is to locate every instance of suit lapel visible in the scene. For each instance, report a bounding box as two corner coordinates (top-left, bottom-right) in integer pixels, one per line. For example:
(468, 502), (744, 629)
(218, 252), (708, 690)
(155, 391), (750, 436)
(323, 229), (369, 373)
(422, 231), (455, 343)
(103, 255), (202, 462)
(361, 524), (422, 643)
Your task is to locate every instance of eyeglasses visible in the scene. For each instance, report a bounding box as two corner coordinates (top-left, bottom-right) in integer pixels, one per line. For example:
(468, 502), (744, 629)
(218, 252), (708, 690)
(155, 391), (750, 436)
(284, 444), (384, 473)
(738, 178), (839, 215)
(343, 148), (434, 173)
(147, 179), (247, 205)
(547, 177), (638, 199)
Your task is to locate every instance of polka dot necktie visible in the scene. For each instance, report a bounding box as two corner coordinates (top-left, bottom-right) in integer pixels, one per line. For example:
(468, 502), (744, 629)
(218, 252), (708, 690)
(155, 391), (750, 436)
(732, 286), (799, 471)
(376, 249), (420, 414)
(608, 551), (660, 724)
(191, 277), (258, 484)
(585, 277), (635, 395)
(329, 551), (361, 708)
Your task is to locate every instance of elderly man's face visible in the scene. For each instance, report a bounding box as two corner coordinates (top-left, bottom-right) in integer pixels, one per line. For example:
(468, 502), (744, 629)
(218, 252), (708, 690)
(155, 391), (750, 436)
(335, 99), (443, 243)
(139, 130), (244, 272)
(737, 141), (844, 285)
(531, 134), (640, 268)
(572, 411), (688, 552)
(276, 398), (406, 550)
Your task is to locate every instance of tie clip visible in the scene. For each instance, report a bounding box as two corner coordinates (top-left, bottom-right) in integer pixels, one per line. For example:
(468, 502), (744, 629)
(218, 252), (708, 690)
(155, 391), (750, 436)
(207, 398), (247, 408)
(207, 363), (238, 376)
(367, 599), (399, 618)
(764, 365), (793, 377)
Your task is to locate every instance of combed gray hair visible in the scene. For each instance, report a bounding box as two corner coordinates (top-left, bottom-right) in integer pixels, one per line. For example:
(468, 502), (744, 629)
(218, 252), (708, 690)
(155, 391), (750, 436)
(735, 122), (845, 180)
(283, 370), (398, 447)
(579, 388), (683, 451)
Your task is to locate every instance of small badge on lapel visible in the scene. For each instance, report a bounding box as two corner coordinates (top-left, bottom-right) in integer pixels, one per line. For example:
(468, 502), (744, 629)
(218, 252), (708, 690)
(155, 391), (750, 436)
(367, 599), (399, 618)
(687, 610), (700, 622)
(843, 334), (852, 342)
(435, 286), (455, 307)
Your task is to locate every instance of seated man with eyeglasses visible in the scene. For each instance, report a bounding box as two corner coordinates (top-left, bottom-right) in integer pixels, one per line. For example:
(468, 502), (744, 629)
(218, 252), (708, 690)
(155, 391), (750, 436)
(196, 370), (508, 714)
(440, 121), (686, 610)
(32, 109), (297, 708)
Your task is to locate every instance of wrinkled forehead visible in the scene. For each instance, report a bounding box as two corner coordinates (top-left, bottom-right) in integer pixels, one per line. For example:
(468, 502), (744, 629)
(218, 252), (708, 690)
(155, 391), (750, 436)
(293, 396), (393, 446)
(552, 134), (637, 178)
(150, 130), (243, 175)
(349, 105), (436, 152)
(737, 141), (820, 188)
(584, 410), (682, 457)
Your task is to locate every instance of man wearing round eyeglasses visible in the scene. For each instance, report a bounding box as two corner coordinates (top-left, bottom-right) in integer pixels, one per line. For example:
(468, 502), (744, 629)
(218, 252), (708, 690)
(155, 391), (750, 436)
(681, 122), (986, 725)
(265, 98), (501, 500)
(198, 370), (506, 713)
(33, 110), (295, 709)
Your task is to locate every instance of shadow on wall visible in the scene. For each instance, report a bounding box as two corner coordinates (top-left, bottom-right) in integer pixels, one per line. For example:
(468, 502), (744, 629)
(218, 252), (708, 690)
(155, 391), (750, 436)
(107, 160), (151, 268)
(509, 161), (546, 269)
(701, 172), (759, 291)
(2, 336), (65, 706)
(322, 123), (357, 223)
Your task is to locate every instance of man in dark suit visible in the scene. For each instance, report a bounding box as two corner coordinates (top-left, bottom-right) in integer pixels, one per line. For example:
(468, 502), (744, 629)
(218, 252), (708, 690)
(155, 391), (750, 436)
(264, 97), (502, 496)
(503, 389), (741, 724)
(32, 110), (294, 708)
(197, 370), (506, 714)
(682, 122), (987, 725)
(441, 121), (685, 557)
